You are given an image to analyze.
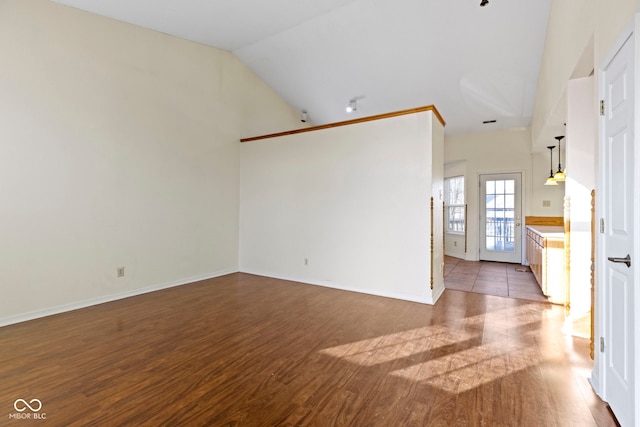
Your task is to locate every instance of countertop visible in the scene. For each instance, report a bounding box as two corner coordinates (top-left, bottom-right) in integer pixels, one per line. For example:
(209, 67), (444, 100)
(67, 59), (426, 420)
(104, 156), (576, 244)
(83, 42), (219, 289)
(526, 225), (564, 239)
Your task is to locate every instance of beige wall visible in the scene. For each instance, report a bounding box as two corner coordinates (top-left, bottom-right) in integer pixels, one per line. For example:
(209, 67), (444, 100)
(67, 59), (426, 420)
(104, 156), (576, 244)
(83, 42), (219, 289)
(5, 0), (636, 323)
(240, 111), (445, 304)
(0, 0), (302, 324)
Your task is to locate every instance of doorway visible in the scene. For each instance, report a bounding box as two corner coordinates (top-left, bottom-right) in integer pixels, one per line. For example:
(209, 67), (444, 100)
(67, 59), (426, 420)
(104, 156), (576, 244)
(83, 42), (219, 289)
(479, 173), (522, 263)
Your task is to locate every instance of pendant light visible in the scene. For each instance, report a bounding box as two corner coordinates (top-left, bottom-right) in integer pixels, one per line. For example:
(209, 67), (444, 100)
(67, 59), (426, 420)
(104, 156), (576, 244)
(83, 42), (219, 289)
(544, 146), (559, 186)
(553, 135), (566, 181)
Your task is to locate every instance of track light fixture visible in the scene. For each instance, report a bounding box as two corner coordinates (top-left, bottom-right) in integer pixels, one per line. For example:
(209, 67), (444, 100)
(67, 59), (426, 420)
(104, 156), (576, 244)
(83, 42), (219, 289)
(480, 0), (489, 6)
(346, 98), (358, 113)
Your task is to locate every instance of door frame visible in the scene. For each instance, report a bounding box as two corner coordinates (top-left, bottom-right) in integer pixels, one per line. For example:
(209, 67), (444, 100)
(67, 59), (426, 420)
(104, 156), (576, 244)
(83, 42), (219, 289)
(594, 14), (640, 425)
(477, 171), (525, 264)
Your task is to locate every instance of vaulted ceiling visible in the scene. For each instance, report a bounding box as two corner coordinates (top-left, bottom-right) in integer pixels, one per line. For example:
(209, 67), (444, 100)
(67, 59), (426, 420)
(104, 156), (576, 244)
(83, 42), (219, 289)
(53, 0), (551, 136)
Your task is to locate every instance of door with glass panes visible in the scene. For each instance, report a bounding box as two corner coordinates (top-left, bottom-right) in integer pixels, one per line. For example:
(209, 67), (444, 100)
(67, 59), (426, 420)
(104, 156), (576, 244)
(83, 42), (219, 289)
(479, 173), (522, 263)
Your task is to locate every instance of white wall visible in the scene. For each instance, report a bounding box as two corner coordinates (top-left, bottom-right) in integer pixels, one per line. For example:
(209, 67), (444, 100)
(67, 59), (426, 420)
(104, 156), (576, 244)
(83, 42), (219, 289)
(531, 0), (640, 147)
(431, 113), (445, 300)
(531, 150), (566, 215)
(0, 0), (303, 324)
(530, 0), (595, 147)
(445, 128), (563, 261)
(240, 111), (444, 304)
(565, 76), (597, 337)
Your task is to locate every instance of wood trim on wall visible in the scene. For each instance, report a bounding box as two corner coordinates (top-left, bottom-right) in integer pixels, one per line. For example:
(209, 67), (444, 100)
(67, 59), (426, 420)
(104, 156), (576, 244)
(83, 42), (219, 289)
(443, 202), (446, 279)
(564, 197), (571, 317)
(430, 197), (434, 290)
(464, 204), (468, 253)
(590, 189), (595, 360)
(240, 105), (446, 142)
(525, 216), (564, 226)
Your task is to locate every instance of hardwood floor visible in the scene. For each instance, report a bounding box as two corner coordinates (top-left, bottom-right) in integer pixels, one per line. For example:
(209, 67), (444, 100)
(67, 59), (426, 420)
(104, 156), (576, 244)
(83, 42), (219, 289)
(0, 273), (617, 426)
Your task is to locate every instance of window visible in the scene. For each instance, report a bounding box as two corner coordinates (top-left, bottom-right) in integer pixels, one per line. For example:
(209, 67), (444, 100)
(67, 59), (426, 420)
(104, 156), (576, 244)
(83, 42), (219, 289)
(445, 176), (465, 233)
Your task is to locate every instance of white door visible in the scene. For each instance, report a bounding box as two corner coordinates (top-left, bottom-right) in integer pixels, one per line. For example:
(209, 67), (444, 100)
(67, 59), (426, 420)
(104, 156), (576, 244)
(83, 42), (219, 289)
(600, 30), (636, 427)
(479, 173), (522, 263)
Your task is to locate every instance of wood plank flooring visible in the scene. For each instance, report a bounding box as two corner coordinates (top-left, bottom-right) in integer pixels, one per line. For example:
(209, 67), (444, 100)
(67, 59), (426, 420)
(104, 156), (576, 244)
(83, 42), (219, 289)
(0, 273), (617, 426)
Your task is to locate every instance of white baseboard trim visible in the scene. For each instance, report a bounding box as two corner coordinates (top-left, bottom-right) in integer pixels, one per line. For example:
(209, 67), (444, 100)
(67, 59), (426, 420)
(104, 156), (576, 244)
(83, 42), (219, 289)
(240, 269), (435, 305)
(0, 268), (237, 328)
(444, 250), (466, 259)
(430, 284), (446, 304)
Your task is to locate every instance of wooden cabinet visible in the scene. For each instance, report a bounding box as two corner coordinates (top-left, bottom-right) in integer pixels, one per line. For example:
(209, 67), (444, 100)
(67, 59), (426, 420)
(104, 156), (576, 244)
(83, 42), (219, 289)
(526, 226), (565, 304)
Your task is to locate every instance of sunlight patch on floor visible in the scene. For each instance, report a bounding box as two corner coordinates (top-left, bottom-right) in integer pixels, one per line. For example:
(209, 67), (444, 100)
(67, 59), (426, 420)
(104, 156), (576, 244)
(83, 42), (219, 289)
(319, 325), (476, 367)
(319, 301), (562, 394)
(391, 340), (542, 393)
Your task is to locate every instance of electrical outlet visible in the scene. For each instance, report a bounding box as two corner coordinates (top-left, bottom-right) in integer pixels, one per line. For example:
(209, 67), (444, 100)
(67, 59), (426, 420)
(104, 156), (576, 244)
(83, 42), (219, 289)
(117, 267), (125, 278)
(454, 241), (457, 247)
(304, 258), (309, 266)
(542, 200), (551, 207)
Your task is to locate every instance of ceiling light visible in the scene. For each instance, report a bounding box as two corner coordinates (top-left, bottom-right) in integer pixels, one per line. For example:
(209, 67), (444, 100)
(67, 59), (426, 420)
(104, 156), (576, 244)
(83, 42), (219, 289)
(544, 146), (558, 186)
(553, 135), (566, 181)
(346, 98), (357, 113)
(480, 0), (489, 6)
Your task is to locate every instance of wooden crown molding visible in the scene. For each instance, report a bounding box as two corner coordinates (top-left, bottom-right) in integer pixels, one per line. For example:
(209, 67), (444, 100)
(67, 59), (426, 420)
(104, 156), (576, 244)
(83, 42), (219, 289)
(240, 105), (445, 143)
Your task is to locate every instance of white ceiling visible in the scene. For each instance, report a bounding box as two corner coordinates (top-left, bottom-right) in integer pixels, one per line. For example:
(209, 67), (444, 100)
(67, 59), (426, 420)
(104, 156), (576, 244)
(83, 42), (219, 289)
(53, 0), (552, 136)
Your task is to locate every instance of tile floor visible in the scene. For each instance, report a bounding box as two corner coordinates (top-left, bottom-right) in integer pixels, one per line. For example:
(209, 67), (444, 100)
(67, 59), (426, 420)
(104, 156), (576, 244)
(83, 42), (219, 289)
(444, 255), (550, 303)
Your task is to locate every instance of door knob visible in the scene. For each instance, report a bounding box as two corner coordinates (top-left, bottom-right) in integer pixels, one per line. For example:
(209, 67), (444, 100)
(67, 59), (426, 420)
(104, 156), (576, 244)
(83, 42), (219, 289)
(607, 254), (631, 268)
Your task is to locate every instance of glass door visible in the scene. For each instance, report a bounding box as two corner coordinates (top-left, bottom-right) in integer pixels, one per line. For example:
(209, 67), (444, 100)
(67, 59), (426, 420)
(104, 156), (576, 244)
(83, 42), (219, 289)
(479, 173), (522, 263)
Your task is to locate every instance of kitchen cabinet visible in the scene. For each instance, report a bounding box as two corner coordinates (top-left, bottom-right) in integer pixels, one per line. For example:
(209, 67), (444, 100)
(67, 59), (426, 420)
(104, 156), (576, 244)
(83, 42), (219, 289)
(526, 225), (565, 304)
